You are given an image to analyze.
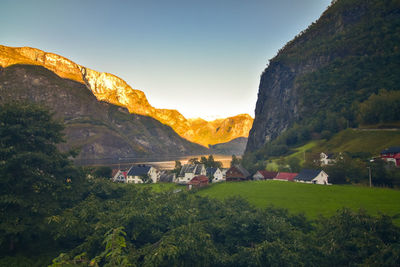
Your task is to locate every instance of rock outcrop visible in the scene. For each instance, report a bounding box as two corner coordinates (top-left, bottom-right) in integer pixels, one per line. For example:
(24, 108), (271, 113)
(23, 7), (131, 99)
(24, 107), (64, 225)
(0, 64), (208, 161)
(0, 45), (253, 147)
(246, 0), (400, 153)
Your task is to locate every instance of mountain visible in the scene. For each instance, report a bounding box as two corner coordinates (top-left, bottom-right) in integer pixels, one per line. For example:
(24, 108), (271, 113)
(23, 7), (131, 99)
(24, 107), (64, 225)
(188, 114), (253, 146)
(246, 0), (400, 153)
(0, 64), (208, 161)
(0, 45), (253, 147)
(209, 137), (248, 156)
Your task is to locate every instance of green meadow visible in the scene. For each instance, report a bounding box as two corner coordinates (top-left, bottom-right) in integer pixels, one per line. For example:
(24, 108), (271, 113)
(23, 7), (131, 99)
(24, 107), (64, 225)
(197, 180), (400, 224)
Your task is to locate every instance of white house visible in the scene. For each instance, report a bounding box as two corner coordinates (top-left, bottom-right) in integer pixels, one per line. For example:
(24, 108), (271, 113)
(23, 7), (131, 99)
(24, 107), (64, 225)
(112, 169), (128, 183)
(176, 164), (206, 184)
(206, 167), (224, 183)
(320, 152), (335, 166)
(221, 168), (228, 179)
(294, 169), (330, 185)
(126, 165), (160, 184)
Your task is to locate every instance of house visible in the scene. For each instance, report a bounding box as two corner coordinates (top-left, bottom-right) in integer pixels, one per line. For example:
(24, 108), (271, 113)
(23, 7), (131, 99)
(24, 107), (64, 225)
(320, 152), (335, 166)
(221, 168), (228, 179)
(253, 170), (278, 180)
(294, 169), (329, 185)
(274, 172), (298, 182)
(226, 165), (250, 181)
(206, 167), (224, 183)
(176, 164), (206, 184)
(111, 169), (128, 183)
(380, 147), (400, 166)
(159, 171), (176, 183)
(187, 175), (209, 190)
(126, 165), (160, 184)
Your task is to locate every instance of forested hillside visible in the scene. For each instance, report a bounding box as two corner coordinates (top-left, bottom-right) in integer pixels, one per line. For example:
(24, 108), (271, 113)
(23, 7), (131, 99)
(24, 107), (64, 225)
(246, 0), (400, 156)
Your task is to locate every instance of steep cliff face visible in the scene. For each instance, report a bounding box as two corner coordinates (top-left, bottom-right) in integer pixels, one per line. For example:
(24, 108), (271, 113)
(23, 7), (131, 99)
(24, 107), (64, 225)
(0, 64), (208, 161)
(0, 45), (253, 147)
(246, 0), (400, 152)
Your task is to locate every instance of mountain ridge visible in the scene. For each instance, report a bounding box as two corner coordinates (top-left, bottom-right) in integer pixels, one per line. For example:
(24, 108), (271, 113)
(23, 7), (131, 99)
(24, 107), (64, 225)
(0, 45), (253, 147)
(0, 64), (209, 161)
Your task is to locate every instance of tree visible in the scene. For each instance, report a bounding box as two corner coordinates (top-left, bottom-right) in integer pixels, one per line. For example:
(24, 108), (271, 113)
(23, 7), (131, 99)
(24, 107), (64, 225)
(0, 102), (84, 252)
(188, 158), (200, 164)
(173, 160), (182, 174)
(93, 166), (112, 179)
(201, 155), (223, 169)
(230, 155), (241, 167)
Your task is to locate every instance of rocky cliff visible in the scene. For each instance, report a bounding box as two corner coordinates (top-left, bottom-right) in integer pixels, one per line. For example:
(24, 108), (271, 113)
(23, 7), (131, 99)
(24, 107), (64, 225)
(0, 64), (208, 161)
(246, 0), (400, 153)
(0, 45), (253, 147)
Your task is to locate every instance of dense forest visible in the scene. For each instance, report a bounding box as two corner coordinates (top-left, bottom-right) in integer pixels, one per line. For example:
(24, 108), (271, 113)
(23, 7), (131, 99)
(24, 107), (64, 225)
(1, 102), (399, 266)
(244, 0), (400, 175)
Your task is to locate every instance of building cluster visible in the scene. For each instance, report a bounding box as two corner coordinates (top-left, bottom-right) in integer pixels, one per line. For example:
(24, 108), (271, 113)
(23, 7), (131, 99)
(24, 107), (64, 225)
(111, 146), (400, 188)
(111, 162), (330, 189)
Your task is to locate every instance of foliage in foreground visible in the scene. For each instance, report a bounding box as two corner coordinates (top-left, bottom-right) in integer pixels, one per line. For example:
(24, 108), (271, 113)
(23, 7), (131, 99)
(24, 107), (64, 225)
(1, 102), (400, 266)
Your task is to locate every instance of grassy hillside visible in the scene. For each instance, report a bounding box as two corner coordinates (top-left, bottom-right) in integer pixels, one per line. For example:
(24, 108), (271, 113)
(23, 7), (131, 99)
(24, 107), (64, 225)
(309, 128), (400, 155)
(198, 181), (400, 224)
(264, 128), (400, 171)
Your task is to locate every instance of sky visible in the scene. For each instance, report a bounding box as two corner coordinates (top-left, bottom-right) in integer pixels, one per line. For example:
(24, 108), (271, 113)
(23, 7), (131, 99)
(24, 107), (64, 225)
(1, 0), (331, 120)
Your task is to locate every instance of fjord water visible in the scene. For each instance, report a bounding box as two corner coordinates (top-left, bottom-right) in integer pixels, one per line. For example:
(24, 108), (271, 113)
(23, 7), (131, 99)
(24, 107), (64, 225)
(77, 154), (234, 169)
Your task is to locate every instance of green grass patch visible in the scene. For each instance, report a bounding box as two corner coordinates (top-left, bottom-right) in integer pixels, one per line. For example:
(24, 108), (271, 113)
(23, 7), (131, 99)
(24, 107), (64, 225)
(198, 181), (400, 224)
(266, 141), (320, 171)
(311, 128), (400, 155)
(139, 182), (181, 192)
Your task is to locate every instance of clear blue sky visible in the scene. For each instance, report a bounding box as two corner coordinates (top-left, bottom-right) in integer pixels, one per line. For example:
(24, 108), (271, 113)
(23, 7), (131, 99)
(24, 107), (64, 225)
(1, 0), (331, 120)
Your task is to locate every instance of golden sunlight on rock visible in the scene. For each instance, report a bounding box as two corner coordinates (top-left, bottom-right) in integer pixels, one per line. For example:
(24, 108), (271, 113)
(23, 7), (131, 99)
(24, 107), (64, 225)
(0, 45), (253, 147)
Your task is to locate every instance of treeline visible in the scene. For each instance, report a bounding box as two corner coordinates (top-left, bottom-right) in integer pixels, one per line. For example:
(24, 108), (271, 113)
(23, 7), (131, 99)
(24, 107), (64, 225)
(1, 102), (400, 266)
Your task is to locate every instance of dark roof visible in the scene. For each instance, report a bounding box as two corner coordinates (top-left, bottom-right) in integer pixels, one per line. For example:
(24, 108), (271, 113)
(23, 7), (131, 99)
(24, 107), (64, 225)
(127, 165), (151, 176)
(179, 164), (205, 176)
(179, 164), (196, 176)
(325, 153), (334, 159)
(275, 172), (298, 181)
(206, 167), (218, 176)
(195, 164), (205, 175)
(295, 169), (322, 181)
(256, 170), (278, 179)
(228, 165), (250, 177)
(381, 146), (400, 154)
(159, 171), (175, 182)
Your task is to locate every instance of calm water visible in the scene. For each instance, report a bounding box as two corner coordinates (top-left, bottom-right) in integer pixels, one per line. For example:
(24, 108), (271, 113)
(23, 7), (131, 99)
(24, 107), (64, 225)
(104, 154), (234, 170)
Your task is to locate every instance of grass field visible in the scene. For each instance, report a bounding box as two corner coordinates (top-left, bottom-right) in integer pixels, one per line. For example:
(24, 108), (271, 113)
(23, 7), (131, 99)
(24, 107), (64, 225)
(140, 182), (181, 192)
(197, 180), (400, 224)
(310, 128), (400, 155)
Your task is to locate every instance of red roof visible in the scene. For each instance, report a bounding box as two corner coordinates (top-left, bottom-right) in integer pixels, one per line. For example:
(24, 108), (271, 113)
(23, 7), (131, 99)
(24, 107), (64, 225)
(257, 170), (278, 179)
(275, 172), (298, 181)
(188, 175), (209, 185)
(111, 169), (120, 178)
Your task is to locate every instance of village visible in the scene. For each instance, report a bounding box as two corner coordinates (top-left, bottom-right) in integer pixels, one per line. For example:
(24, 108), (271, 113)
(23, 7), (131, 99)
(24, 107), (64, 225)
(110, 146), (400, 189)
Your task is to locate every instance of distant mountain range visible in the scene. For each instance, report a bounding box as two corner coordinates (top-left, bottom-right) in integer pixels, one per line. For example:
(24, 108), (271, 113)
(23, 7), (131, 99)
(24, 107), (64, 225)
(0, 45), (253, 148)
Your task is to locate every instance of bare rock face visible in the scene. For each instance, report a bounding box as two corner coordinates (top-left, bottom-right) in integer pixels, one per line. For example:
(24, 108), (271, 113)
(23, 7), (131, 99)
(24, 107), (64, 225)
(0, 45), (253, 147)
(0, 64), (208, 161)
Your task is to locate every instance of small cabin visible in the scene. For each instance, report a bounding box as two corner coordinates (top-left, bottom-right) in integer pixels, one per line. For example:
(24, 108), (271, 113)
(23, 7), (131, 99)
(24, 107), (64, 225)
(226, 165), (250, 181)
